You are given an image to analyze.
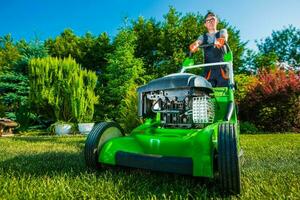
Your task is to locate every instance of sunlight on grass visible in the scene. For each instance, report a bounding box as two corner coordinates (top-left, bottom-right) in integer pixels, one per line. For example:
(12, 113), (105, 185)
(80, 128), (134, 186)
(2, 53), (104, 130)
(0, 134), (299, 199)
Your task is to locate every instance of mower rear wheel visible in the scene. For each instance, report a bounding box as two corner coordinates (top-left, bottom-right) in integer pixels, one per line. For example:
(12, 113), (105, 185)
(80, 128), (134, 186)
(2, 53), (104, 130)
(84, 122), (124, 170)
(218, 123), (241, 194)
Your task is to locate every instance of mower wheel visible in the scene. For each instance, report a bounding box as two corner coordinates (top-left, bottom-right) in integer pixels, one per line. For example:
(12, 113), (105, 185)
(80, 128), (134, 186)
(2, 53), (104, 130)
(218, 123), (241, 194)
(84, 122), (124, 170)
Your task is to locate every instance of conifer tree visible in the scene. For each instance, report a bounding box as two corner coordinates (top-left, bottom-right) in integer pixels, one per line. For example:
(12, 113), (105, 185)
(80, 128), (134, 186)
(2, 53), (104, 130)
(105, 30), (145, 131)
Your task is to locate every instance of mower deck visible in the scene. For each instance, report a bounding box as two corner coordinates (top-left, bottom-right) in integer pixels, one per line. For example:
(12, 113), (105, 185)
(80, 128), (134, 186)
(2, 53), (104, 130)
(99, 123), (220, 178)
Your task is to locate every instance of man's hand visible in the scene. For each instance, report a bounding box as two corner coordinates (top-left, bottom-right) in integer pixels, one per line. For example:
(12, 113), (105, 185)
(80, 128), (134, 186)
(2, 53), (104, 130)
(189, 41), (199, 53)
(214, 38), (225, 49)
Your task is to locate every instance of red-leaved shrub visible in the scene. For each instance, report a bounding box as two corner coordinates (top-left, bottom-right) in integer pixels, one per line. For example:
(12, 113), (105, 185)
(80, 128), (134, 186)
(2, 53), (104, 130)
(240, 68), (300, 132)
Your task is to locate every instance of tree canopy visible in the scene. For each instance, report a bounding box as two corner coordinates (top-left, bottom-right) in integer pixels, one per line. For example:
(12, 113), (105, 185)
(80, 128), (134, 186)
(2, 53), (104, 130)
(257, 25), (300, 68)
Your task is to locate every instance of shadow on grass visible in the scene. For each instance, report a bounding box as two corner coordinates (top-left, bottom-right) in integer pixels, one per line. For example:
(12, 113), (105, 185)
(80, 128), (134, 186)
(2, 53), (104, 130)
(103, 166), (224, 198)
(0, 145), (226, 198)
(0, 151), (87, 176)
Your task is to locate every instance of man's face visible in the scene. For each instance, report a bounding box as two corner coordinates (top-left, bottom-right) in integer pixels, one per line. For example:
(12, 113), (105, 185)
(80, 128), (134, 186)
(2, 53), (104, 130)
(204, 15), (218, 30)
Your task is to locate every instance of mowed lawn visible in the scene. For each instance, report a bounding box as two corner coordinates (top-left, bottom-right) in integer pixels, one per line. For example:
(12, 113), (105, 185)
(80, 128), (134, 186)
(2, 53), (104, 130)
(0, 134), (299, 199)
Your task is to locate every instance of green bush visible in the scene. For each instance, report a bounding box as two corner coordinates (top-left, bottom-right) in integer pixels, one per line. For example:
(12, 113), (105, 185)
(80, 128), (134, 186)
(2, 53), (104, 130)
(118, 85), (142, 133)
(0, 72), (36, 129)
(0, 72), (29, 111)
(235, 73), (258, 103)
(29, 56), (98, 123)
(240, 121), (259, 134)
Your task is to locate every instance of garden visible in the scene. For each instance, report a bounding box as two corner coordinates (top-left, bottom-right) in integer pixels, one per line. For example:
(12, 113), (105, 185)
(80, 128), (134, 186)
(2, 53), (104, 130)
(0, 8), (299, 199)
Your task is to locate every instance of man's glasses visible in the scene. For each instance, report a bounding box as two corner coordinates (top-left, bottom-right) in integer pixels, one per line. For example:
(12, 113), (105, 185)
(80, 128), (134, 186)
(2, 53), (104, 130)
(205, 18), (216, 23)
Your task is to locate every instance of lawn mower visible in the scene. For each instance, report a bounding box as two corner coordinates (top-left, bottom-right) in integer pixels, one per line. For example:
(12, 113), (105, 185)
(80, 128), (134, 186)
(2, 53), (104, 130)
(84, 44), (242, 194)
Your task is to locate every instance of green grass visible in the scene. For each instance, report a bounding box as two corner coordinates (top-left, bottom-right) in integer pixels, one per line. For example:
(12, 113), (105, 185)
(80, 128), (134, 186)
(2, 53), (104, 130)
(0, 134), (299, 199)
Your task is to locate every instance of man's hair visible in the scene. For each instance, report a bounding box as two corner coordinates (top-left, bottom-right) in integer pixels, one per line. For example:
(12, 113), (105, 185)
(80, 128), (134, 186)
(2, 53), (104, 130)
(204, 11), (217, 20)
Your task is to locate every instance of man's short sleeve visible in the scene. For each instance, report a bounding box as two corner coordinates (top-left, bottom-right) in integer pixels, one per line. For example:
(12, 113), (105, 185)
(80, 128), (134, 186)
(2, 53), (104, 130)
(197, 35), (204, 44)
(220, 29), (228, 41)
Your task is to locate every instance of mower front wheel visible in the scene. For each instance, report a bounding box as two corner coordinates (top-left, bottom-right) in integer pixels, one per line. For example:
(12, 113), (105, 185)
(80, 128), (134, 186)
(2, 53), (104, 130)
(218, 123), (241, 194)
(84, 122), (124, 170)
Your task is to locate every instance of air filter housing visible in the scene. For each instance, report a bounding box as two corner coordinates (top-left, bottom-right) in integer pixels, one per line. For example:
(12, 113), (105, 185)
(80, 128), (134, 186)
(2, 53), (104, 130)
(192, 95), (215, 124)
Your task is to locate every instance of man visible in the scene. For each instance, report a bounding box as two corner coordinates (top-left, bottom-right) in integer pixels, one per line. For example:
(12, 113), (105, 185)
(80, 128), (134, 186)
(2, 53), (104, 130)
(189, 11), (229, 87)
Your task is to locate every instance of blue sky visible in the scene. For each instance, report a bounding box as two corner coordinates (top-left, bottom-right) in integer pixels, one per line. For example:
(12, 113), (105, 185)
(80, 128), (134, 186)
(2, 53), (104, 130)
(1, 0), (300, 50)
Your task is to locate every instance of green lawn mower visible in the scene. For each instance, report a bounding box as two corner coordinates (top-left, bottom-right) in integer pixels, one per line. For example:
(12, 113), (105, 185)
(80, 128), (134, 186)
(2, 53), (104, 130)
(84, 46), (242, 194)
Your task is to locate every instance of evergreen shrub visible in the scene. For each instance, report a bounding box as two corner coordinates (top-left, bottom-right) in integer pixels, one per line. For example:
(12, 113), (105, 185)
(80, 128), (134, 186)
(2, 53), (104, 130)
(29, 56), (98, 123)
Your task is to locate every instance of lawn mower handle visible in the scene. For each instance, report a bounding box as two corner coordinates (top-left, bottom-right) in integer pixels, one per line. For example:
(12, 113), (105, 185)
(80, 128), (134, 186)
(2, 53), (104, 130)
(188, 44), (214, 56)
(180, 61), (234, 86)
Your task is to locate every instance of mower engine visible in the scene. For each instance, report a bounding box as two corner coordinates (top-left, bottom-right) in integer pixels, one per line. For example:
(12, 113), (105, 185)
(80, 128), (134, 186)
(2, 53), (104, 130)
(137, 73), (215, 128)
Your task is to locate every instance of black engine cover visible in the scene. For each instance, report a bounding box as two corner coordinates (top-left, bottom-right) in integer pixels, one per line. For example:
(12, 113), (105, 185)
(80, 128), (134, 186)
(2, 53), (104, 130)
(137, 73), (213, 93)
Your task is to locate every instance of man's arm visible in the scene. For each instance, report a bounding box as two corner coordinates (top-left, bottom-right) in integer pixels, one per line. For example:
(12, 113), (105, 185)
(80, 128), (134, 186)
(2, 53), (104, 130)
(220, 29), (228, 41)
(189, 35), (204, 53)
(215, 29), (228, 48)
